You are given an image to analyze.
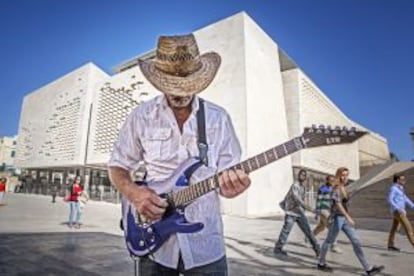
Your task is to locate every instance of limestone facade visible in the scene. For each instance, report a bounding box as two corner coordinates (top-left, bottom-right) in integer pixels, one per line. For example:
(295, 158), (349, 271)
(15, 12), (389, 216)
(15, 63), (108, 168)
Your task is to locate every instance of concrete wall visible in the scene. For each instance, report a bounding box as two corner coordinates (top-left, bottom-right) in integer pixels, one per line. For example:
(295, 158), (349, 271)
(15, 63), (108, 168)
(357, 132), (389, 166)
(283, 69), (360, 179)
(243, 14), (293, 216)
(192, 12), (249, 215)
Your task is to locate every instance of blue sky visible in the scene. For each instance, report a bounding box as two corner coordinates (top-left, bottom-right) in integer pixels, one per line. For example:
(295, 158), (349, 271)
(0, 0), (413, 160)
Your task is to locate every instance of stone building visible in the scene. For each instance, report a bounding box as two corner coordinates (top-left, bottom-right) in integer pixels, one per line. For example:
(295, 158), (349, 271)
(0, 135), (18, 172)
(15, 12), (389, 216)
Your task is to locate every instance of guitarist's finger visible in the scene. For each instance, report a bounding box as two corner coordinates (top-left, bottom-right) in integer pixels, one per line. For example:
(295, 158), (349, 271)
(142, 204), (164, 220)
(150, 194), (168, 208)
(221, 170), (236, 195)
(228, 170), (242, 193)
(148, 198), (167, 214)
(219, 170), (228, 189)
(235, 169), (251, 188)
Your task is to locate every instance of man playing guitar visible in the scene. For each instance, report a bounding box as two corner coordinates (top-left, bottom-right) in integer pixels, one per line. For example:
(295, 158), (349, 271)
(108, 33), (251, 275)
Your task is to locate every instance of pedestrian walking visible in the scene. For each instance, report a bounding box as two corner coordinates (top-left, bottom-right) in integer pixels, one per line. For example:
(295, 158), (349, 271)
(274, 169), (320, 257)
(387, 173), (414, 251)
(312, 175), (342, 253)
(317, 167), (384, 276)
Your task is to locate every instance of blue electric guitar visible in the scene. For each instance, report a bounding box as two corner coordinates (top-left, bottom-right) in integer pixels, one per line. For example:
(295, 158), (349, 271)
(121, 125), (366, 257)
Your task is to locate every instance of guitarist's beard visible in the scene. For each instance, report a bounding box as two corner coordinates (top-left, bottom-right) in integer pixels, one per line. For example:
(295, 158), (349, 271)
(166, 95), (193, 110)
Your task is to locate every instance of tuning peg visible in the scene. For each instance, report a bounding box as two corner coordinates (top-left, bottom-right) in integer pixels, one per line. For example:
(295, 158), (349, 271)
(349, 127), (357, 136)
(315, 125), (324, 134)
(332, 126), (340, 135)
(339, 126), (348, 136)
(304, 127), (312, 133)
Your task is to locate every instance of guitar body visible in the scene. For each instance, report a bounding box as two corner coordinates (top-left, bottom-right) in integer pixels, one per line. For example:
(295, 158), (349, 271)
(122, 157), (205, 257)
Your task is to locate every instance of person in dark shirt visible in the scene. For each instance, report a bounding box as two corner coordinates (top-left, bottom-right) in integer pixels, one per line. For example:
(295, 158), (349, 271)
(312, 175), (342, 253)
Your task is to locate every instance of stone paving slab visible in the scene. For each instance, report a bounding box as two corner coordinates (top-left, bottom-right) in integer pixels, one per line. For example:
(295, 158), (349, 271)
(1, 193), (413, 275)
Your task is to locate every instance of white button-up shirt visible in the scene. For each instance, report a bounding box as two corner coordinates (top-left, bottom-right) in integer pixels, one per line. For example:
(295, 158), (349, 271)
(108, 95), (241, 270)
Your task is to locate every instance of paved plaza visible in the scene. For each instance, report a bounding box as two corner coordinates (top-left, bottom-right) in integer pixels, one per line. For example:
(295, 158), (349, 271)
(0, 193), (413, 275)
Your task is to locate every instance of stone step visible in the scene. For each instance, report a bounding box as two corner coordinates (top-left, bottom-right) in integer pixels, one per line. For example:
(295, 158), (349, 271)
(350, 163), (414, 220)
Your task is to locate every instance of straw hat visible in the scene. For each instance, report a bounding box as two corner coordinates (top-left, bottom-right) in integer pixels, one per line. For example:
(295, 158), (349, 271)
(139, 34), (221, 96)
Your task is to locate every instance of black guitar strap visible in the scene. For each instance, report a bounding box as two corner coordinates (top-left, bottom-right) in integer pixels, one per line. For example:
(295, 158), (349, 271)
(196, 98), (209, 166)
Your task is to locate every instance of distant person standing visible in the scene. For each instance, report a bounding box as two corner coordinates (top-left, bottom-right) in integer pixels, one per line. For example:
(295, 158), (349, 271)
(51, 179), (59, 203)
(0, 178), (7, 205)
(274, 169), (320, 257)
(67, 176), (83, 229)
(387, 173), (414, 251)
(98, 183), (104, 201)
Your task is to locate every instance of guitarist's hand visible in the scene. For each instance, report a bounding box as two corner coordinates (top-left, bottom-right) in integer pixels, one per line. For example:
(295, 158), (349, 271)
(128, 185), (168, 221)
(219, 169), (251, 198)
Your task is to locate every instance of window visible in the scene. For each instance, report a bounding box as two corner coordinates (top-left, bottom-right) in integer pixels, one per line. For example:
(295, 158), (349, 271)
(11, 151), (15, 158)
(13, 141), (17, 145)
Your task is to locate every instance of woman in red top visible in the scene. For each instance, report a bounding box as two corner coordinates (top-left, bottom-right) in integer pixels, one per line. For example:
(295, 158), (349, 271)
(0, 178), (7, 205)
(68, 176), (83, 228)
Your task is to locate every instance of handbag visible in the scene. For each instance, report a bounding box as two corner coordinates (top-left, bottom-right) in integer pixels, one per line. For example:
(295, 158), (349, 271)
(79, 191), (89, 204)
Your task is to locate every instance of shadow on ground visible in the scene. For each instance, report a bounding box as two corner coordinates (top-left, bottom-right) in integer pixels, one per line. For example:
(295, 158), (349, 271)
(0, 232), (134, 276)
(0, 232), (397, 276)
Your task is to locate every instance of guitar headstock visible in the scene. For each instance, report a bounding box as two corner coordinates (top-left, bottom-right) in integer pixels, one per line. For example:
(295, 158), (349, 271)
(301, 125), (367, 148)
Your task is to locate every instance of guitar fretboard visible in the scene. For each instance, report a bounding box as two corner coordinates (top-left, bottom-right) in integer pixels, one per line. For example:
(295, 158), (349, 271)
(169, 137), (305, 207)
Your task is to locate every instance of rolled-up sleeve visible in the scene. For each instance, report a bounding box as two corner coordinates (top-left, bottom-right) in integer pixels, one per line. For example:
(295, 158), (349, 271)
(388, 186), (399, 212)
(108, 109), (143, 172)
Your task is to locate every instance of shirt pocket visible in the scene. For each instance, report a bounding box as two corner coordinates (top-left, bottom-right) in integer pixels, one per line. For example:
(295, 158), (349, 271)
(142, 128), (172, 161)
(206, 128), (218, 167)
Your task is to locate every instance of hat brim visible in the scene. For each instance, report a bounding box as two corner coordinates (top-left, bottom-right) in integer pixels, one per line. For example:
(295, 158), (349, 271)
(139, 52), (221, 96)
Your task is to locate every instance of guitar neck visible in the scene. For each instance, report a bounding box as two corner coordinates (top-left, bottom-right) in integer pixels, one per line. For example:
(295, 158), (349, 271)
(169, 137), (305, 207)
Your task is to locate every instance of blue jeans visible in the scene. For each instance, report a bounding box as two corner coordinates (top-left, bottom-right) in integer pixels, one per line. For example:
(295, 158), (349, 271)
(275, 213), (320, 254)
(139, 255), (227, 276)
(68, 201), (81, 225)
(319, 216), (370, 271)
